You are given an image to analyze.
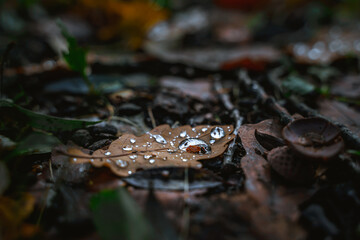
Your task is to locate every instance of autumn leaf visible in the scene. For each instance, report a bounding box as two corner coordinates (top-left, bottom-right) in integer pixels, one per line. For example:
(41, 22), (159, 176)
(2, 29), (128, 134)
(0, 194), (36, 240)
(67, 124), (234, 177)
(78, 0), (168, 49)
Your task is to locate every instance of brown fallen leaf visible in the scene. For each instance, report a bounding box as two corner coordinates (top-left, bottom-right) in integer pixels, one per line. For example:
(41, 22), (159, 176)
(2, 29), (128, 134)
(238, 119), (319, 239)
(318, 99), (360, 137)
(331, 75), (360, 99)
(68, 124), (234, 177)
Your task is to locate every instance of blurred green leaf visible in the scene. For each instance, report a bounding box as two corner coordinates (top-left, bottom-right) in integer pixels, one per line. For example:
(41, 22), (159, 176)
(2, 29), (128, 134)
(7, 131), (60, 158)
(0, 99), (100, 132)
(145, 189), (178, 240)
(347, 149), (360, 156)
(57, 19), (88, 77)
(91, 188), (154, 240)
(308, 66), (340, 82)
(282, 76), (315, 96)
(0, 161), (10, 195)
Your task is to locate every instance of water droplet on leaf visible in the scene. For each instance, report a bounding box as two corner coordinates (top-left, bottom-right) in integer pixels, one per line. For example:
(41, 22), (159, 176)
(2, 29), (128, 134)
(211, 127), (225, 139)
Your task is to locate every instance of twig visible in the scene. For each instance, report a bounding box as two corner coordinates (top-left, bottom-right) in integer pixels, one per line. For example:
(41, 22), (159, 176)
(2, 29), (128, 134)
(48, 158), (55, 183)
(0, 42), (15, 99)
(238, 70), (293, 125)
(268, 67), (360, 150)
(147, 105), (157, 129)
(214, 78), (243, 165)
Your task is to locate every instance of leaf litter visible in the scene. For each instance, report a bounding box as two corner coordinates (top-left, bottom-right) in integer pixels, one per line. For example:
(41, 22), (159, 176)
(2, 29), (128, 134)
(67, 124), (235, 177)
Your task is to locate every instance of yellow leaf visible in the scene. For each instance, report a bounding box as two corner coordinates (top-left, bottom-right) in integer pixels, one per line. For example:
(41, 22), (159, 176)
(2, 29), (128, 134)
(79, 0), (168, 48)
(0, 194), (35, 240)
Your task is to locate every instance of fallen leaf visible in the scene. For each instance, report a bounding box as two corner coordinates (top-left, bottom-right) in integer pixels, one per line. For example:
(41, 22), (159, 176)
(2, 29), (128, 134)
(7, 131), (61, 158)
(317, 99), (360, 137)
(68, 124), (234, 177)
(331, 75), (360, 99)
(0, 194), (35, 240)
(0, 99), (100, 132)
(160, 76), (216, 102)
(78, 0), (168, 48)
(238, 119), (318, 239)
(146, 45), (280, 71)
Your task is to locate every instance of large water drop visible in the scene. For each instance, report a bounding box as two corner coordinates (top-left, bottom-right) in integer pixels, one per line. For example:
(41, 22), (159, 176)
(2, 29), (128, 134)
(153, 134), (167, 144)
(211, 127), (225, 139)
(178, 138), (211, 154)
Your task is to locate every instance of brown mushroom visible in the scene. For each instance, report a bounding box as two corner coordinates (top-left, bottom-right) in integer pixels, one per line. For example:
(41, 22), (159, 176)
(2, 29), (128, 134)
(267, 146), (315, 183)
(282, 117), (344, 161)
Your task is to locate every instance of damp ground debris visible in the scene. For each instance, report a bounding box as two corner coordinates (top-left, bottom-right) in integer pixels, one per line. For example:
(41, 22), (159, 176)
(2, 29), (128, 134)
(1, 1), (360, 240)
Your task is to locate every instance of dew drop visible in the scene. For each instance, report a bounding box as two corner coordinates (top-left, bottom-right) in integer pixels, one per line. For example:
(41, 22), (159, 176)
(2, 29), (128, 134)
(153, 134), (167, 144)
(123, 145), (133, 151)
(90, 159), (94, 162)
(105, 151), (111, 156)
(182, 158), (188, 162)
(162, 157), (167, 161)
(201, 127), (208, 132)
(169, 132), (172, 135)
(161, 170), (170, 177)
(178, 138), (211, 154)
(192, 128), (196, 132)
(128, 170), (132, 175)
(130, 138), (136, 143)
(115, 159), (128, 168)
(209, 139), (216, 144)
(180, 131), (187, 138)
(149, 159), (155, 164)
(211, 127), (225, 139)
(73, 158), (77, 162)
(144, 155), (152, 159)
(129, 155), (137, 160)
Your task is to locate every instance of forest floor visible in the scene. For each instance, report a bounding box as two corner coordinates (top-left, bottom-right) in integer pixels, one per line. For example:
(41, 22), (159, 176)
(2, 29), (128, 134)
(0, 1), (360, 240)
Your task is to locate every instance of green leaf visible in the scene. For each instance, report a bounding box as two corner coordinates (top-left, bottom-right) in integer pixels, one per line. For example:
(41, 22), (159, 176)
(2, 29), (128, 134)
(0, 161), (10, 195)
(347, 149), (360, 156)
(91, 188), (154, 240)
(57, 19), (88, 76)
(282, 76), (315, 96)
(308, 66), (340, 82)
(7, 131), (60, 158)
(0, 99), (100, 132)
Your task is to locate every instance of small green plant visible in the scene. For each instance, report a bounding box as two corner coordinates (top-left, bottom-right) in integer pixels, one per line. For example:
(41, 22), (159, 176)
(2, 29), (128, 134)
(57, 19), (95, 94)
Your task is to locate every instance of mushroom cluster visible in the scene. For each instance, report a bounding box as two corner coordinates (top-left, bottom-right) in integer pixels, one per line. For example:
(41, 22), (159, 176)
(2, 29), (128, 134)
(263, 117), (344, 183)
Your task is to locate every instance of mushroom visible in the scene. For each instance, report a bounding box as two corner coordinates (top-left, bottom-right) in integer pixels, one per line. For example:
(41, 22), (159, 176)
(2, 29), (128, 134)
(282, 117), (344, 161)
(267, 146), (315, 183)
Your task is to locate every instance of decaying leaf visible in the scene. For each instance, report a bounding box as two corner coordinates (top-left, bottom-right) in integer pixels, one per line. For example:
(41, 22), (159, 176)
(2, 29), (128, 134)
(68, 124), (234, 176)
(237, 119), (319, 239)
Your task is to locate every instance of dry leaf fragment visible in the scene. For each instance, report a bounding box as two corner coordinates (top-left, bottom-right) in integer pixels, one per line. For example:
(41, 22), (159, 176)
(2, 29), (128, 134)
(68, 124), (234, 176)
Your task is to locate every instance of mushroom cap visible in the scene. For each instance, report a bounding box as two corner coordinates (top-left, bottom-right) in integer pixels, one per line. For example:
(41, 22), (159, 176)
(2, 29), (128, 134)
(282, 117), (344, 161)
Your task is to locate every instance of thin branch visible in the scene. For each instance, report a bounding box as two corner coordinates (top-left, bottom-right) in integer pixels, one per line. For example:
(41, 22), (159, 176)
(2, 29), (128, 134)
(214, 78), (243, 165)
(147, 105), (157, 129)
(238, 70), (293, 125)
